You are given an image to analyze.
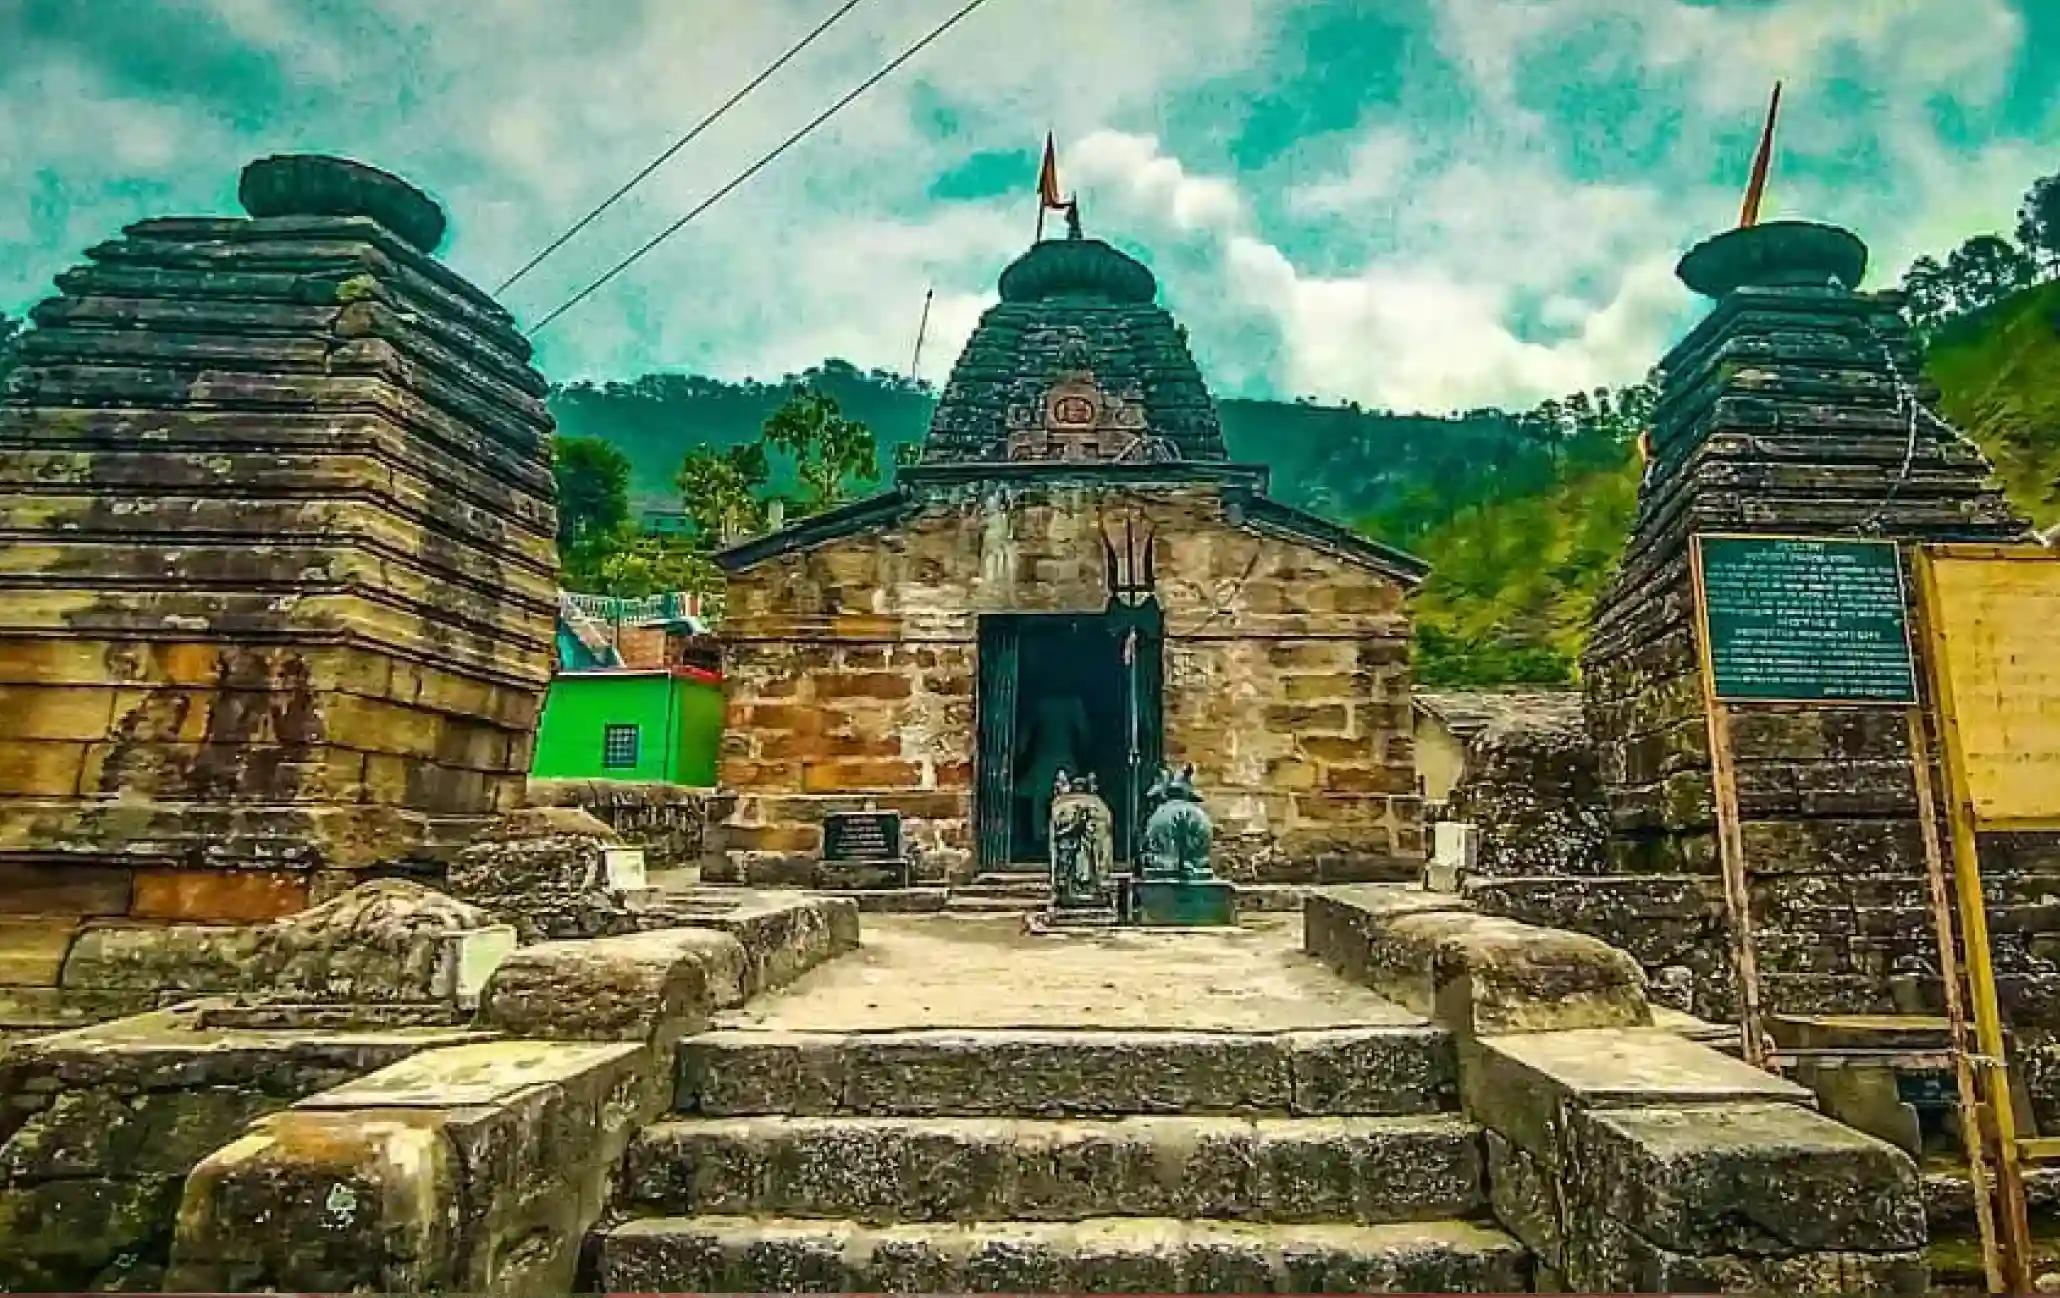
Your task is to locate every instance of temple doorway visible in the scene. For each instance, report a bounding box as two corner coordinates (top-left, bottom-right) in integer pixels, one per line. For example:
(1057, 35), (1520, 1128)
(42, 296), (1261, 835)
(975, 602), (1163, 869)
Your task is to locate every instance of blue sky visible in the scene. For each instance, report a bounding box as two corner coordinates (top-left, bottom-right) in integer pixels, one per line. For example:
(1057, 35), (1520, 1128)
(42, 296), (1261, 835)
(4, 0), (2055, 412)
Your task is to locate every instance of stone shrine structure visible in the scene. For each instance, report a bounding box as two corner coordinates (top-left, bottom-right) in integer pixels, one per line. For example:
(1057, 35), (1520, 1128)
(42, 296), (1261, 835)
(0, 157), (557, 972)
(0, 154), (1996, 1298)
(1480, 221), (2030, 1021)
(714, 232), (1428, 886)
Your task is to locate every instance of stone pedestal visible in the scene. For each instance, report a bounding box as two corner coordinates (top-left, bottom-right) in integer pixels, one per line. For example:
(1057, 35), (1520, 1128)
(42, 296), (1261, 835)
(0, 155), (556, 932)
(1133, 878), (1237, 927)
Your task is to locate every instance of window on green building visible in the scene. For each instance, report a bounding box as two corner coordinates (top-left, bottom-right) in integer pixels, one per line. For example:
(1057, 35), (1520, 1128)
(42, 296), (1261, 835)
(602, 723), (640, 769)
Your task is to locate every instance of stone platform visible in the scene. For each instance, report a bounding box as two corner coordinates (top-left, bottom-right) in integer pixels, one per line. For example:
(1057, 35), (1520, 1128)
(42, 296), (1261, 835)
(715, 912), (1419, 1033)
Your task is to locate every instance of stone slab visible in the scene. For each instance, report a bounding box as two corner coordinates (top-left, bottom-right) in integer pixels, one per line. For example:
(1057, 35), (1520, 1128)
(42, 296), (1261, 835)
(1306, 887), (1649, 1034)
(621, 1113), (1484, 1225)
(1574, 1102), (1924, 1256)
(1463, 1026), (1810, 1161)
(0, 999), (485, 1291)
(676, 1025), (1456, 1118)
(817, 886), (950, 913)
(715, 912), (1418, 1033)
(640, 890), (860, 999)
(478, 928), (739, 1052)
(597, 1214), (1530, 1294)
(173, 1033), (651, 1295)
(300, 1039), (644, 1109)
(0, 918), (80, 986)
(1577, 1213), (1925, 1295)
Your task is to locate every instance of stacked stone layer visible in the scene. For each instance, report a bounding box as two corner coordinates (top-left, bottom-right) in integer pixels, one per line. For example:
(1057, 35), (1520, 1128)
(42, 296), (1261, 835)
(716, 480), (1421, 885)
(924, 239), (1225, 463)
(1574, 265), (2027, 1018)
(0, 205), (557, 926)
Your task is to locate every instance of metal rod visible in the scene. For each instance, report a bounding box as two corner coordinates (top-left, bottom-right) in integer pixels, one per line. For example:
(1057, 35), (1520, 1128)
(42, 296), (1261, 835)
(910, 286), (934, 382)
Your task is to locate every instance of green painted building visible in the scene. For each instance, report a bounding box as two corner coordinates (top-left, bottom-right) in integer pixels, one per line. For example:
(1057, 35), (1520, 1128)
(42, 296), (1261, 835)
(530, 666), (724, 786)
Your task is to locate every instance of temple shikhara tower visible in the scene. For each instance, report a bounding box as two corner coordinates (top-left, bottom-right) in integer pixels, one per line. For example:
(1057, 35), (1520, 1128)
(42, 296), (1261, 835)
(714, 230), (1430, 886)
(0, 156), (558, 929)
(1564, 220), (2030, 1017)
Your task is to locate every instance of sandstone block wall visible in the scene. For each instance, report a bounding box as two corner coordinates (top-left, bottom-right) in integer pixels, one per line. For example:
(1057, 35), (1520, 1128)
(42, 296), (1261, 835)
(717, 478), (1421, 884)
(0, 159), (556, 951)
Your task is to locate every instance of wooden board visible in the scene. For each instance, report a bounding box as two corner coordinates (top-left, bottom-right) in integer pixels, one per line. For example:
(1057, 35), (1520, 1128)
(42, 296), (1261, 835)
(1921, 545), (2060, 830)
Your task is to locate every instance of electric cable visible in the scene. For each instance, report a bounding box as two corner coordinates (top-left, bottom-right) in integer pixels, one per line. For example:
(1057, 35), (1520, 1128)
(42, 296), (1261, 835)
(495, 0), (870, 296)
(525, 0), (996, 337)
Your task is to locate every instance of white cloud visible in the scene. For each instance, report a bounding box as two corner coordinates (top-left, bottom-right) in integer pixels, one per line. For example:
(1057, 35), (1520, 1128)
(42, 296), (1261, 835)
(1073, 131), (1245, 232)
(1289, 128), (1415, 216)
(0, 0), (2047, 418)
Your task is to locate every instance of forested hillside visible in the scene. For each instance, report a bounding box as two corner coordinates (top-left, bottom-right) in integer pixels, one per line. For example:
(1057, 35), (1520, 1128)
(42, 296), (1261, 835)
(547, 360), (1650, 683)
(1926, 279), (2060, 530)
(548, 363), (1620, 539)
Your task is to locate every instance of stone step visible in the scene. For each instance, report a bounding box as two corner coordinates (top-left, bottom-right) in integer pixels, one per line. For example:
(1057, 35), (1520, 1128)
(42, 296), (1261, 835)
(596, 1214), (1528, 1293)
(677, 1027), (1455, 1117)
(620, 1113), (1483, 1224)
(944, 895), (1044, 913)
(968, 871), (1053, 891)
(956, 880), (1053, 898)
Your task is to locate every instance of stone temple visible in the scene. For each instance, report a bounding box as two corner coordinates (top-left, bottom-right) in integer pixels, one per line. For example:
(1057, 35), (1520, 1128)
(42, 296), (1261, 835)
(0, 155), (2044, 1296)
(714, 231), (1429, 887)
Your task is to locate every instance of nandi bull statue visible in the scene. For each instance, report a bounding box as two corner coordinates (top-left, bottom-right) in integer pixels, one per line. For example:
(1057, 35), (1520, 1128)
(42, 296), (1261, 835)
(1138, 763), (1215, 882)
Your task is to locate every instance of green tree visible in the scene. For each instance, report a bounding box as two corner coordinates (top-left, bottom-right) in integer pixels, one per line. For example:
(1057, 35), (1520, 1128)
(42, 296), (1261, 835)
(1899, 237), (2039, 345)
(1945, 234), (2038, 313)
(2018, 171), (2060, 268)
(761, 388), (878, 512)
(552, 435), (631, 554)
(676, 441), (771, 545)
(591, 531), (726, 606)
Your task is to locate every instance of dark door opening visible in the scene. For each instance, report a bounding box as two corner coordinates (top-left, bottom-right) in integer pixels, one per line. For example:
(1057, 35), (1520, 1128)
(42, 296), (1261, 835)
(976, 602), (1163, 869)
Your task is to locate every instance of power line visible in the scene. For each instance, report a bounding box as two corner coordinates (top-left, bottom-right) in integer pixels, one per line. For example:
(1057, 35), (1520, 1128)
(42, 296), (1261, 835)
(526, 0), (996, 337)
(496, 0), (869, 296)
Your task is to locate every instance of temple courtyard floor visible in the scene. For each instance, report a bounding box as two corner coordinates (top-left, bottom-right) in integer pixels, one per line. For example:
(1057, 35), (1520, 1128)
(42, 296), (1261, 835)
(715, 911), (1422, 1033)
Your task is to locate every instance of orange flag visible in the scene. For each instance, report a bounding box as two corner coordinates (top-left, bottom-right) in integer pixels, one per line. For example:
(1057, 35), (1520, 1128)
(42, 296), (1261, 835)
(1740, 81), (1782, 228)
(1038, 131), (1065, 210)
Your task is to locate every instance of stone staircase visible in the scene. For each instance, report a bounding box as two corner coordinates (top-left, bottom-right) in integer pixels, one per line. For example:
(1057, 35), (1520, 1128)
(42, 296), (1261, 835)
(592, 1023), (1529, 1292)
(944, 869), (1054, 914)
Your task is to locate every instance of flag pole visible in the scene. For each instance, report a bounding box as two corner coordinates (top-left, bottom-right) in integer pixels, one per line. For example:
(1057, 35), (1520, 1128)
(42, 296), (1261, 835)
(910, 286), (934, 382)
(1740, 81), (1782, 228)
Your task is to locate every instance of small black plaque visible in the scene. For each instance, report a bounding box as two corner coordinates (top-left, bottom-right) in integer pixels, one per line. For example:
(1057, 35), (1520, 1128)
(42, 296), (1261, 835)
(823, 811), (903, 863)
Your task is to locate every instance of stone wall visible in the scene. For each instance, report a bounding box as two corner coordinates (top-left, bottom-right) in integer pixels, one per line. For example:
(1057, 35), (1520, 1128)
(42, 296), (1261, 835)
(4, 884), (859, 1293)
(1307, 886), (1928, 1292)
(0, 157), (556, 954)
(0, 1006), (487, 1291)
(716, 476), (1421, 884)
(1446, 714), (1610, 881)
(525, 778), (709, 868)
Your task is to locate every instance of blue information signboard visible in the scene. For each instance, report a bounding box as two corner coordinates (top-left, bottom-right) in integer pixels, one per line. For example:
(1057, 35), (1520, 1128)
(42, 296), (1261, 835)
(1694, 535), (1918, 705)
